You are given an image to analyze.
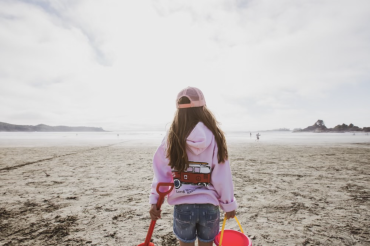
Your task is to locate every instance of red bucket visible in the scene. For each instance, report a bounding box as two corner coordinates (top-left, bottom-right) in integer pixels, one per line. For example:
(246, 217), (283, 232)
(214, 216), (252, 246)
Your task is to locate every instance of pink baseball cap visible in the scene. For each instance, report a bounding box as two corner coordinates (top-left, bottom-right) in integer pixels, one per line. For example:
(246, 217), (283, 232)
(176, 86), (206, 109)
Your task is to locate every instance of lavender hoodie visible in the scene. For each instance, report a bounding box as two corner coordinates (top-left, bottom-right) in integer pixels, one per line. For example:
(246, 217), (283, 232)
(149, 122), (238, 212)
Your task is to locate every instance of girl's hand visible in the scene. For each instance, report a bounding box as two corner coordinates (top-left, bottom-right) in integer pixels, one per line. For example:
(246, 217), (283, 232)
(149, 204), (161, 220)
(225, 210), (236, 220)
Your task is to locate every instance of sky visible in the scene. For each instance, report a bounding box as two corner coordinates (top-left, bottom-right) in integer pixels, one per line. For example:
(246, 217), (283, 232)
(0, 0), (369, 132)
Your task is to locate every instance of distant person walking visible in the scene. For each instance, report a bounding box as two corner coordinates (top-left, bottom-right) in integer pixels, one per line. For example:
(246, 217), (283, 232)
(250, 132), (252, 137)
(256, 133), (260, 140)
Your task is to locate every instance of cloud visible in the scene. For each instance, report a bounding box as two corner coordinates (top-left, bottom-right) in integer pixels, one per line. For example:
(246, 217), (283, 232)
(0, 0), (369, 131)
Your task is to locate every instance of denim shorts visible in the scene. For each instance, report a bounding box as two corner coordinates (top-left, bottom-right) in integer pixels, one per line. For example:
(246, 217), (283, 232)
(173, 204), (220, 243)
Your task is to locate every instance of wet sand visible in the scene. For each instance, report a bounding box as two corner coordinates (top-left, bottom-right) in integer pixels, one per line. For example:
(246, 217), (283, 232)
(0, 140), (369, 245)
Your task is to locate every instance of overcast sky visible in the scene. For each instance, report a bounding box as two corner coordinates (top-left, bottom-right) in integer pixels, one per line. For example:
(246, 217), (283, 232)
(1, 0), (369, 131)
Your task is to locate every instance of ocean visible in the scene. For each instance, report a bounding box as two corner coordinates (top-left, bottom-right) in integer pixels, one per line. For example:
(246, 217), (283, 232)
(0, 131), (369, 147)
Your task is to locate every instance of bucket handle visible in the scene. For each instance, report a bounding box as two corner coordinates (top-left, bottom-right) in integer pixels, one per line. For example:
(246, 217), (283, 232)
(219, 214), (244, 246)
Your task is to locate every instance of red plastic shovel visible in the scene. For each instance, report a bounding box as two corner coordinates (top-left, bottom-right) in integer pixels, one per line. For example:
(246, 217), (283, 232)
(138, 182), (174, 246)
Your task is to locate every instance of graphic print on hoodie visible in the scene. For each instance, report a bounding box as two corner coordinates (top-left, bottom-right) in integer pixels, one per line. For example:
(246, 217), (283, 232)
(172, 161), (211, 189)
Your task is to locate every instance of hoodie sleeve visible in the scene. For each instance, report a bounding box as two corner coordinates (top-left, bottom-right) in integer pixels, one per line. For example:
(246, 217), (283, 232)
(211, 145), (238, 212)
(149, 138), (173, 205)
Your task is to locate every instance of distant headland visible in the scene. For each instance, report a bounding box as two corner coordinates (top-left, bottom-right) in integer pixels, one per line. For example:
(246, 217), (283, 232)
(293, 120), (370, 133)
(266, 128), (291, 132)
(0, 122), (106, 132)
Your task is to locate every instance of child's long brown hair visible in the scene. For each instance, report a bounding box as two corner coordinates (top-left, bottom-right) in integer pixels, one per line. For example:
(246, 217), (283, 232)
(167, 97), (228, 172)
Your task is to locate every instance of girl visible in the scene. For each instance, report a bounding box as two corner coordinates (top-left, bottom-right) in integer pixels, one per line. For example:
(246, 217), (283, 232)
(149, 86), (237, 246)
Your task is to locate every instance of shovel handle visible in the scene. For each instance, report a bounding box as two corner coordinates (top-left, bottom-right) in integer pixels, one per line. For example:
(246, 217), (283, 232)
(156, 182), (174, 197)
(142, 182), (174, 246)
(155, 183), (174, 209)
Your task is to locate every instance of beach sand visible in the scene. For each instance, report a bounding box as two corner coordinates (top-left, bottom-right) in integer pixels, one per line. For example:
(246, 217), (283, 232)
(0, 140), (369, 245)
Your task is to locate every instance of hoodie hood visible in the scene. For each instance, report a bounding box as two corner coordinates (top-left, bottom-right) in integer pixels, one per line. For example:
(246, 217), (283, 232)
(186, 122), (213, 155)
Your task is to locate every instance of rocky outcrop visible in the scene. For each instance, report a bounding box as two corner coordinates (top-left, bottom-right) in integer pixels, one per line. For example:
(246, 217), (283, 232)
(0, 122), (106, 132)
(294, 120), (369, 133)
(331, 123), (362, 132)
(294, 120), (327, 132)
